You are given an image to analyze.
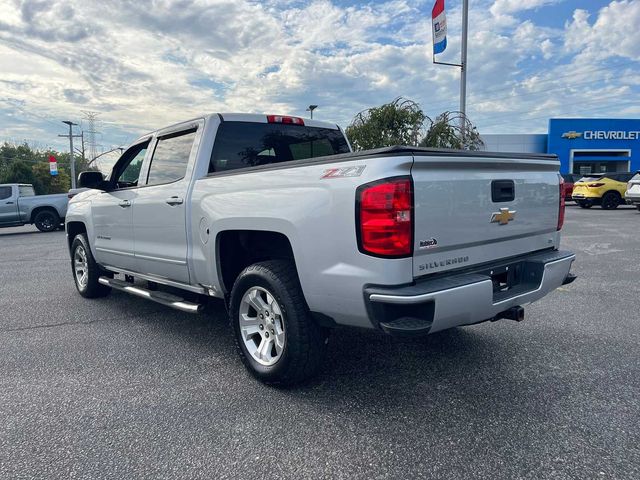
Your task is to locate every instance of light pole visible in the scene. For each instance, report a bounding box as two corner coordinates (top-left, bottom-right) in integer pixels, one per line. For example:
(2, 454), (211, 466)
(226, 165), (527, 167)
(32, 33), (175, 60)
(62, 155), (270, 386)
(306, 104), (318, 119)
(59, 121), (80, 188)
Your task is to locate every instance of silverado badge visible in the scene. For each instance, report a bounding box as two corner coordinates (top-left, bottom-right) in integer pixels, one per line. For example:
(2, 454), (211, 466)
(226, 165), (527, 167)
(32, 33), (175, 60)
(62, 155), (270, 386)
(491, 208), (516, 225)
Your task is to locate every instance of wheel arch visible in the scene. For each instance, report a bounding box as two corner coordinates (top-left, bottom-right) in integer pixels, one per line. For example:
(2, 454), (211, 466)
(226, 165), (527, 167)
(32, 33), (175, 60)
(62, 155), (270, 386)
(216, 229), (299, 296)
(30, 205), (60, 224)
(602, 189), (622, 198)
(66, 221), (88, 254)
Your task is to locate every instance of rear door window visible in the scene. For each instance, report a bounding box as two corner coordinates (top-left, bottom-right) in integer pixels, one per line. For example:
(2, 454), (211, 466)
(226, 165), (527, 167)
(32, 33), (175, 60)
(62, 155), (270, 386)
(0, 186), (12, 200)
(146, 129), (197, 185)
(210, 122), (350, 173)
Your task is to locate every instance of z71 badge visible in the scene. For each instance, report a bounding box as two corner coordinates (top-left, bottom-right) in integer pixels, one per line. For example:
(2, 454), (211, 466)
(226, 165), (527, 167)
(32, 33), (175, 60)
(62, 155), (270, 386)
(321, 165), (366, 179)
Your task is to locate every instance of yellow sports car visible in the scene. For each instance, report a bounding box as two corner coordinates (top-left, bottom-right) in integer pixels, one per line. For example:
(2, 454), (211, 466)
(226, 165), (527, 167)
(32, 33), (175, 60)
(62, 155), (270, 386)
(572, 172), (636, 209)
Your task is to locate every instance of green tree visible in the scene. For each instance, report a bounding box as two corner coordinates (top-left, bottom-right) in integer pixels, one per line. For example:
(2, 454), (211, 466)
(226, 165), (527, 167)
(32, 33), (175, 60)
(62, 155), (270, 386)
(345, 97), (426, 150)
(32, 162), (71, 194)
(420, 111), (484, 150)
(0, 160), (35, 185)
(345, 98), (483, 151)
(0, 142), (74, 193)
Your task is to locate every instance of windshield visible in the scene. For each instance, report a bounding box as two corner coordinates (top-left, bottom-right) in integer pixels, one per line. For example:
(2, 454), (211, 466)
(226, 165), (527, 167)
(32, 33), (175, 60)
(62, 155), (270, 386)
(210, 122), (350, 173)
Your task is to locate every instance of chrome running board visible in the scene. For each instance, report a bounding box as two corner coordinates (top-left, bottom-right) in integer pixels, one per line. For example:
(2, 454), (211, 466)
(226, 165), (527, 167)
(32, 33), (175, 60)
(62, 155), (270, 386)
(98, 277), (203, 313)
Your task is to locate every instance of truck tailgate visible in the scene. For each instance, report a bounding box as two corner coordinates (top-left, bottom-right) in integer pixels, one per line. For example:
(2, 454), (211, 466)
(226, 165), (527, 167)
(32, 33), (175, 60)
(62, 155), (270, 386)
(411, 153), (560, 278)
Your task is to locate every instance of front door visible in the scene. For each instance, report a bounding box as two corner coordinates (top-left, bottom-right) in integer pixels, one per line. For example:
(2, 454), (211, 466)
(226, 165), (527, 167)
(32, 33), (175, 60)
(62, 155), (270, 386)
(92, 141), (149, 270)
(132, 128), (197, 284)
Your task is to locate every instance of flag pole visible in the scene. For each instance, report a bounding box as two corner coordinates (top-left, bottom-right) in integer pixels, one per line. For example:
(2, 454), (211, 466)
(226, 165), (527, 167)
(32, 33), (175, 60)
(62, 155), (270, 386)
(459, 0), (469, 141)
(432, 0), (469, 144)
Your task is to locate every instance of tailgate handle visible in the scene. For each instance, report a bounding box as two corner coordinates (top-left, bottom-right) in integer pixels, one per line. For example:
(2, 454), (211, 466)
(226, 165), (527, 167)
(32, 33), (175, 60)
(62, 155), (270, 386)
(492, 180), (515, 203)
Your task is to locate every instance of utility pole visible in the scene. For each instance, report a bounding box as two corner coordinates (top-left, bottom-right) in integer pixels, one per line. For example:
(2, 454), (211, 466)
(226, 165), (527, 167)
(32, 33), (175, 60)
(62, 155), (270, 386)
(59, 121), (82, 188)
(74, 131), (86, 163)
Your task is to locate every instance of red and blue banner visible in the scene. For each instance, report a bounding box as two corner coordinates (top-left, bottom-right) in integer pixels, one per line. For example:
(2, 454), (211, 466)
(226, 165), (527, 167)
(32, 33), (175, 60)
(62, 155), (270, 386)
(432, 0), (447, 55)
(49, 155), (58, 176)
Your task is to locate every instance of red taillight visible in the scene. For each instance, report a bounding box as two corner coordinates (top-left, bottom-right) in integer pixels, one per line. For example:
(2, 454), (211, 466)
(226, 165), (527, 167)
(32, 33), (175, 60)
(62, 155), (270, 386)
(587, 182), (605, 187)
(267, 115), (304, 126)
(558, 176), (565, 231)
(357, 177), (412, 257)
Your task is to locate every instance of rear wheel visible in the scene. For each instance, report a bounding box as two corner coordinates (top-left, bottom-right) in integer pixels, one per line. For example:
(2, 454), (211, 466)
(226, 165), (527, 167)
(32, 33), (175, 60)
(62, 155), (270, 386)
(577, 200), (593, 209)
(601, 192), (621, 210)
(71, 234), (112, 298)
(34, 209), (60, 232)
(229, 260), (327, 385)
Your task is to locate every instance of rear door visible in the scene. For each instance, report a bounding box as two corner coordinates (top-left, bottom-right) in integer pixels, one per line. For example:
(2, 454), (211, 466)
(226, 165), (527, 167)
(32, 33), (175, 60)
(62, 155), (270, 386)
(0, 185), (18, 224)
(132, 124), (200, 284)
(411, 153), (561, 278)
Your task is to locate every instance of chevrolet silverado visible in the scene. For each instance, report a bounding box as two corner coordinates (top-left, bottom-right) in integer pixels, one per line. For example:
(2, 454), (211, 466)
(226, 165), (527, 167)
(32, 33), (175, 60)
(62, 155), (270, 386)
(65, 113), (576, 384)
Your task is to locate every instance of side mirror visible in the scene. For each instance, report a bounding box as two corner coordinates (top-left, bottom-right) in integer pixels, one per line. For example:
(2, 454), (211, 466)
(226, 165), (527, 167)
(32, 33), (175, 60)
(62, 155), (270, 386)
(78, 171), (106, 189)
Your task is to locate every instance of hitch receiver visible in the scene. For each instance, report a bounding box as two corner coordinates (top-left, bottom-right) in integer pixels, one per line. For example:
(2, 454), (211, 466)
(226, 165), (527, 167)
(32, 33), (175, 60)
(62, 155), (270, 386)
(496, 306), (525, 322)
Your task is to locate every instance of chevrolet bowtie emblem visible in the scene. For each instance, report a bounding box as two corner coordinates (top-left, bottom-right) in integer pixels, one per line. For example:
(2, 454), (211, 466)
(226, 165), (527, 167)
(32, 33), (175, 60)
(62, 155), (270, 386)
(561, 131), (582, 139)
(491, 208), (516, 225)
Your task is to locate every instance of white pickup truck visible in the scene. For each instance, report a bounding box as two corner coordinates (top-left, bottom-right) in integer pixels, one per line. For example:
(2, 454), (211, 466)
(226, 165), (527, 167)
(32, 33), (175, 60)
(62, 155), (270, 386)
(66, 113), (576, 384)
(0, 183), (68, 231)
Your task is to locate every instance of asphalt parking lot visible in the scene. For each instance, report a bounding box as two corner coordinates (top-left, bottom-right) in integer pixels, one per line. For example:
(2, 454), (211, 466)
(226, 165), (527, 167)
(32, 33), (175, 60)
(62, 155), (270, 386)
(0, 205), (638, 479)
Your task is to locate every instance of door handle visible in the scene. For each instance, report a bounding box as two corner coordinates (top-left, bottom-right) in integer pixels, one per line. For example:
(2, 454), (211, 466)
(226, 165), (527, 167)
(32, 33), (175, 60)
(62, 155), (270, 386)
(165, 196), (184, 206)
(119, 200), (131, 208)
(5, 201), (14, 204)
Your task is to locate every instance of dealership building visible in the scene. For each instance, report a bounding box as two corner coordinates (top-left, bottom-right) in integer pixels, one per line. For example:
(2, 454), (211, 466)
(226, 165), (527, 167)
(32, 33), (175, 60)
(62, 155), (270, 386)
(483, 118), (640, 175)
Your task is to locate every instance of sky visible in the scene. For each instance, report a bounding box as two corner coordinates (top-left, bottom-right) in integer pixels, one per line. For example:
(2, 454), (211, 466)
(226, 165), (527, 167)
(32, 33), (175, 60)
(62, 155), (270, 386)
(0, 0), (639, 156)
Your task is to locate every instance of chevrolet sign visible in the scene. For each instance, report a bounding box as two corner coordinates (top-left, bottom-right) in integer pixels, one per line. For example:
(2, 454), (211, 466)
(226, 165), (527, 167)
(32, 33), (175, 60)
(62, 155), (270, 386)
(583, 130), (640, 140)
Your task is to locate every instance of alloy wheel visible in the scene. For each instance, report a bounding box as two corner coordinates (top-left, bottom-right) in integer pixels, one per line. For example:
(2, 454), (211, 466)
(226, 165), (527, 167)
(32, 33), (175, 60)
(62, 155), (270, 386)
(238, 286), (286, 366)
(74, 245), (89, 290)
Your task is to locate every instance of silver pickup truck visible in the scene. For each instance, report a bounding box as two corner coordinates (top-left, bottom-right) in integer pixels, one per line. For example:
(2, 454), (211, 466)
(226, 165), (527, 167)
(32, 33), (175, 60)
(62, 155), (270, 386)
(65, 113), (576, 384)
(0, 183), (68, 232)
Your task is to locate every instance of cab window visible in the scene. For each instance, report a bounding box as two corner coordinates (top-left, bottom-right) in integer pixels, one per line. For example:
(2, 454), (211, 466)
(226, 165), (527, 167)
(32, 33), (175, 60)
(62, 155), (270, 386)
(146, 129), (197, 186)
(18, 185), (35, 197)
(0, 186), (12, 200)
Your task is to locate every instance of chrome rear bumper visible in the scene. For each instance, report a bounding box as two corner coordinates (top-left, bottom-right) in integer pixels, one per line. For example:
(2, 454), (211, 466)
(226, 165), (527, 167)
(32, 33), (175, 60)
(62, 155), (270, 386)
(365, 250), (575, 336)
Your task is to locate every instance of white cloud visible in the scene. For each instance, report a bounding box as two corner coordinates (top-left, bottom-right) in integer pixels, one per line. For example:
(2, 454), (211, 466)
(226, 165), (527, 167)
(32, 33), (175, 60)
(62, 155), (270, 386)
(0, 0), (638, 148)
(490, 0), (561, 16)
(564, 1), (640, 61)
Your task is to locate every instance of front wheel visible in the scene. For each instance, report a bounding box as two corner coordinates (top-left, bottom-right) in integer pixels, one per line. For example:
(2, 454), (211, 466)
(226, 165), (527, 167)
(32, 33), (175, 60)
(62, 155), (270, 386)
(577, 200), (593, 209)
(34, 209), (60, 232)
(71, 234), (112, 298)
(229, 260), (327, 385)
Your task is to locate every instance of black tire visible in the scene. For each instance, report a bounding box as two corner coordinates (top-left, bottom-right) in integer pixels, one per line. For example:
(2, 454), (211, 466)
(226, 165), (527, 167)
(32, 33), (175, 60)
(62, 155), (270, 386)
(70, 234), (112, 298)
(601, 192), (620, 210)
(34, 209), (60, 232)
(229, 260), (327, 386)
(577, 200), (593, 209)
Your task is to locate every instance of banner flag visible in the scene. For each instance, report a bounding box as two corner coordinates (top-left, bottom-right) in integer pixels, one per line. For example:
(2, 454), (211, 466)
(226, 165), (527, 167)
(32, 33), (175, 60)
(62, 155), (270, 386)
(49, 155), (58, 176)
(432, 0), (447, 55)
